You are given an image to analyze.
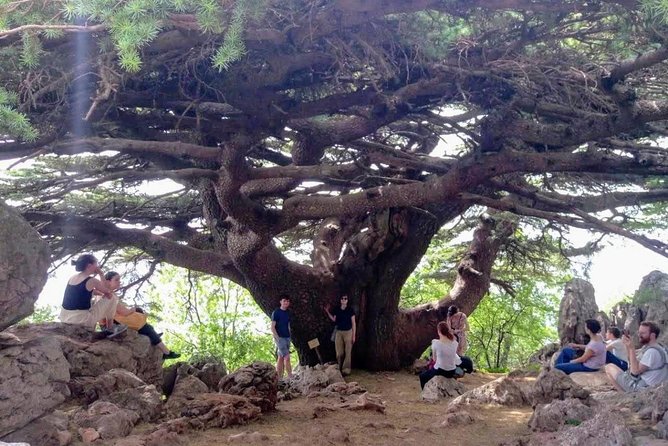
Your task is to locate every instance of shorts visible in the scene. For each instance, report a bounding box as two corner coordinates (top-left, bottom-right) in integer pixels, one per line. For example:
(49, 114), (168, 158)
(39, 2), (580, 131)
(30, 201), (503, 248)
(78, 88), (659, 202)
(616, 371), (649, 392)
(276, 337), (291, 357)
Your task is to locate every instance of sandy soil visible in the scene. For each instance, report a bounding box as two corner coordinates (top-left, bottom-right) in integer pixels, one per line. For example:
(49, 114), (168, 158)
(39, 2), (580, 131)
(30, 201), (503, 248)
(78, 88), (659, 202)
(185, 370), (533, 446)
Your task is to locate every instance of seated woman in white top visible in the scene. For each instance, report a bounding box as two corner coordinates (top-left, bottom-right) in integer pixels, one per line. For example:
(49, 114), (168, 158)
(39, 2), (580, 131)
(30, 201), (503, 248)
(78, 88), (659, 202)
(419, 321), (474, 389)
(605, 326), (629, 371)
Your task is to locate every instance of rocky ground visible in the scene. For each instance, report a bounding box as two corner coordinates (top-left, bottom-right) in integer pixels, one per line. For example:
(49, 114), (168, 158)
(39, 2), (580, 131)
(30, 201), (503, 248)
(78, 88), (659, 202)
(184, 370), (533, 446)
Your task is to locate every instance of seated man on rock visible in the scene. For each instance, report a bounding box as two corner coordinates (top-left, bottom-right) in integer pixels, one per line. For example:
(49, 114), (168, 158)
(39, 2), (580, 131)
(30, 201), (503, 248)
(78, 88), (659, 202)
(605, 321), (668, 392)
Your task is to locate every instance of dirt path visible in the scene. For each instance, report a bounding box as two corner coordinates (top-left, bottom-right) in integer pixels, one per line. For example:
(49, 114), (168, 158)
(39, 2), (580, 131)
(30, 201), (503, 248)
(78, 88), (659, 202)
(186, 370), (533, 446)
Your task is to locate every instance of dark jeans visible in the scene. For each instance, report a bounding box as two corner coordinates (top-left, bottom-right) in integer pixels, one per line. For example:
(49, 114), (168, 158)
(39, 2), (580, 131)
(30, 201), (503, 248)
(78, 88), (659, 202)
(419, 356), (474, 389)
(554, 347), (597, 374)
(606, 351), (628, 371)
(137, 323), (162, 345)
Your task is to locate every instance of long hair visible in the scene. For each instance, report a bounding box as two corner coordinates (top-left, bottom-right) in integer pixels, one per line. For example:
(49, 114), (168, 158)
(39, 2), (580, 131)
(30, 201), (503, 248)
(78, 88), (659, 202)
(437, 321), (454, 341)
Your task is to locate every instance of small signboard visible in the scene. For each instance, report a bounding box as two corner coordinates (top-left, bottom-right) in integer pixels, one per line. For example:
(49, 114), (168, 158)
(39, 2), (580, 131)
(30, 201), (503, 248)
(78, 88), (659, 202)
(307, 338), (320, 349)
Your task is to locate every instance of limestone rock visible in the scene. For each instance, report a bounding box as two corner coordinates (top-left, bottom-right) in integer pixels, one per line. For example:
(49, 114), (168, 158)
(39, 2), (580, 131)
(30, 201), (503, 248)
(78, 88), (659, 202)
(529, 368), (590, 407)
(190, 359), (227, 390)
(290, 364), (344, 395)
(164, 375), (209, 416)
(0, 200), (50, 331)
(163, 360), (227, 397)
(1, 417), (61, 446)
(529, 398), (593, 432)
(73, 401), (139, 440)
(421, 376), (466, 401)
(7, 323), (163, 387)
(0, 336), (70, 437)
(558, 279), (599, 345)
(228, 431), (269, 442)
(78, 427), (100, 444)
(218, 362), (278, 412)
(558, 411), (633, 446)
(439, 411), (475, 427)
(178, 393), (262, 428)
(568, 371), (612, 389)
(308, 381), (367, 398)
(449, 376), (529, 408)
(638, 271), (668, 345)
(326, 427), (350, 442)
(69, 368), (149, 403)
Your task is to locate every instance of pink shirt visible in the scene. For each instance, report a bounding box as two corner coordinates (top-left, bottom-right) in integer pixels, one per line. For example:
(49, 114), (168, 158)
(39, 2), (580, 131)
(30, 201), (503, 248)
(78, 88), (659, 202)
(584, 340), (606, 369)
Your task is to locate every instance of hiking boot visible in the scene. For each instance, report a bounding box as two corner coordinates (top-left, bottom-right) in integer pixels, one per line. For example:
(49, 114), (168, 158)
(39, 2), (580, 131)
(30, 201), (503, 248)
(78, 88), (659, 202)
(163, 351), (181, 360)
(106, 324), (128, 339)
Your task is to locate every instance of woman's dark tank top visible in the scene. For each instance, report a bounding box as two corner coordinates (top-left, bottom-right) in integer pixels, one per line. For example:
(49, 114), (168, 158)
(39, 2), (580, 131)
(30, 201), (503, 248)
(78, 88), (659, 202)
(62, 277), (93, 310)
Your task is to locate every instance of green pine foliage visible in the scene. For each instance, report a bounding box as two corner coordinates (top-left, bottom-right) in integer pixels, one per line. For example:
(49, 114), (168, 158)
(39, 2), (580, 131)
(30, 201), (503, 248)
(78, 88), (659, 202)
(1, 0), (267, 73)
(0, 86), (38, 141)
(147, 266), (275, 370)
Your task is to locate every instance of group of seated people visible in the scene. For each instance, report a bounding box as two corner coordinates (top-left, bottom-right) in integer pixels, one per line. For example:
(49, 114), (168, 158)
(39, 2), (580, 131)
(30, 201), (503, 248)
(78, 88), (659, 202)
(59, 254), (180, 360)
(554, 318), (667, 392)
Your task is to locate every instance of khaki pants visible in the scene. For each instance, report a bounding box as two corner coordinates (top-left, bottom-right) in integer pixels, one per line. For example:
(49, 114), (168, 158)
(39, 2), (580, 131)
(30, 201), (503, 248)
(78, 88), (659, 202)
(59, 295), (119, 330)
(335, 329), (353, 374)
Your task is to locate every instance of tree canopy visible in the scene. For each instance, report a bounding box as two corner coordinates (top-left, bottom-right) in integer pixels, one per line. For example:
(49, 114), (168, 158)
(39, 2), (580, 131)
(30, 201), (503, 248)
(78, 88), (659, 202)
(1, 0), (667, 368)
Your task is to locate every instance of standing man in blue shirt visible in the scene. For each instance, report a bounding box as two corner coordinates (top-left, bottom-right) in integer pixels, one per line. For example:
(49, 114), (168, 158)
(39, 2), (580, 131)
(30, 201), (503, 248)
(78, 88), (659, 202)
(271, 295), (293, 379)
(325, 295), (356, 376)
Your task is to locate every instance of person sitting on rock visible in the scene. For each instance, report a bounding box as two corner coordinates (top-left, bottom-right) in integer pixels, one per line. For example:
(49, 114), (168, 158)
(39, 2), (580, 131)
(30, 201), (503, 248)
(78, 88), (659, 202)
(554, 319), (606, 374)
(419, 321), (474, 389)
(104, 271), (180, 360)
(605, 321), (668, 392)
(59, 254), (127, 338)
(605, 326), (628, 371)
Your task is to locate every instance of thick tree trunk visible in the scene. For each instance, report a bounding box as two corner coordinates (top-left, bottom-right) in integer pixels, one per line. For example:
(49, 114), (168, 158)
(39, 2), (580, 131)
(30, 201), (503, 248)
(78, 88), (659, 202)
(225, 205), (514, 370)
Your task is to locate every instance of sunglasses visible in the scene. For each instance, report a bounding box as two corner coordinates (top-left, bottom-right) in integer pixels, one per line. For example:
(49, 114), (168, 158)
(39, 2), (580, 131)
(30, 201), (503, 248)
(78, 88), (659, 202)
(341, 297), (348, 300)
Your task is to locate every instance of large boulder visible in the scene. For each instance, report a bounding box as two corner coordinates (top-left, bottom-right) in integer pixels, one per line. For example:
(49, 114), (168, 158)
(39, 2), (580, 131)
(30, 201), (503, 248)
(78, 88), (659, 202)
(0, 335), (70, 437)
(637, 271), (668, 345)
(421, 376), (466, 402)
(529, 368), (590, 407)
(72, 401), (139, 440)
(7, 323), (163, 387)
(0, 417), (62, 446)
(557, 411), (633, 446)
(218, 362), (278, 412)
(0, 200), (50, 331)
(289, 364), (344, 395)
(448, 376), (529, 409)
(529, 398), (593, 432)
(164, 375), (209, 416)
(558, 279), (600, 345)
(163, 359), (227, 396)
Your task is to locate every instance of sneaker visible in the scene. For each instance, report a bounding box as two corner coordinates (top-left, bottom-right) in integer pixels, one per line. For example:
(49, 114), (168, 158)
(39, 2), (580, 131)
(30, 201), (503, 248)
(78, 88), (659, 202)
(163, 351), (181, 360)
(106, 324), (128, 339)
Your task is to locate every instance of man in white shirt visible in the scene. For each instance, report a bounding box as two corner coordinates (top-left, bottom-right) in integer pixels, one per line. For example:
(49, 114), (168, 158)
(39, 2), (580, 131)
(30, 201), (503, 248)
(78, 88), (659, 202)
(605, 321), (668, 392)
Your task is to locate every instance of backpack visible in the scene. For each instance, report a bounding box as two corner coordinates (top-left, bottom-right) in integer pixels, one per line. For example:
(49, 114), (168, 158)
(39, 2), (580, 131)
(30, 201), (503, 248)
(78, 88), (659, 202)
(644, 344), (668, 371)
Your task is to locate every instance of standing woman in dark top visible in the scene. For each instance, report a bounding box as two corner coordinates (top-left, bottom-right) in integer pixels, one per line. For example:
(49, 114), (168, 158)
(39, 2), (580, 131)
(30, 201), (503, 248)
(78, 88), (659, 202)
(325, 295), (357, 376)
(59, 254), (126, 337)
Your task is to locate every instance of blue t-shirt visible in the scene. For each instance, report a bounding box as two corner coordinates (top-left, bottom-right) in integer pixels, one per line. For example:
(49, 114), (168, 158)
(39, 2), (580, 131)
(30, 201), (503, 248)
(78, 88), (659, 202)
(271, 308), (290, 338)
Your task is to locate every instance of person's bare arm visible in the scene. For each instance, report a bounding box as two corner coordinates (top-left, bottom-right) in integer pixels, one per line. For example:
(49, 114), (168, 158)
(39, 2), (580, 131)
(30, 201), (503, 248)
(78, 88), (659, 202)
(324, 304), (336, 322)
(86, 277), (114, 297)
(115, 301), (134, 317)
(571, 348), (594, 364)
(271, 320), (278, 340)
(624, 335), (648, 375)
